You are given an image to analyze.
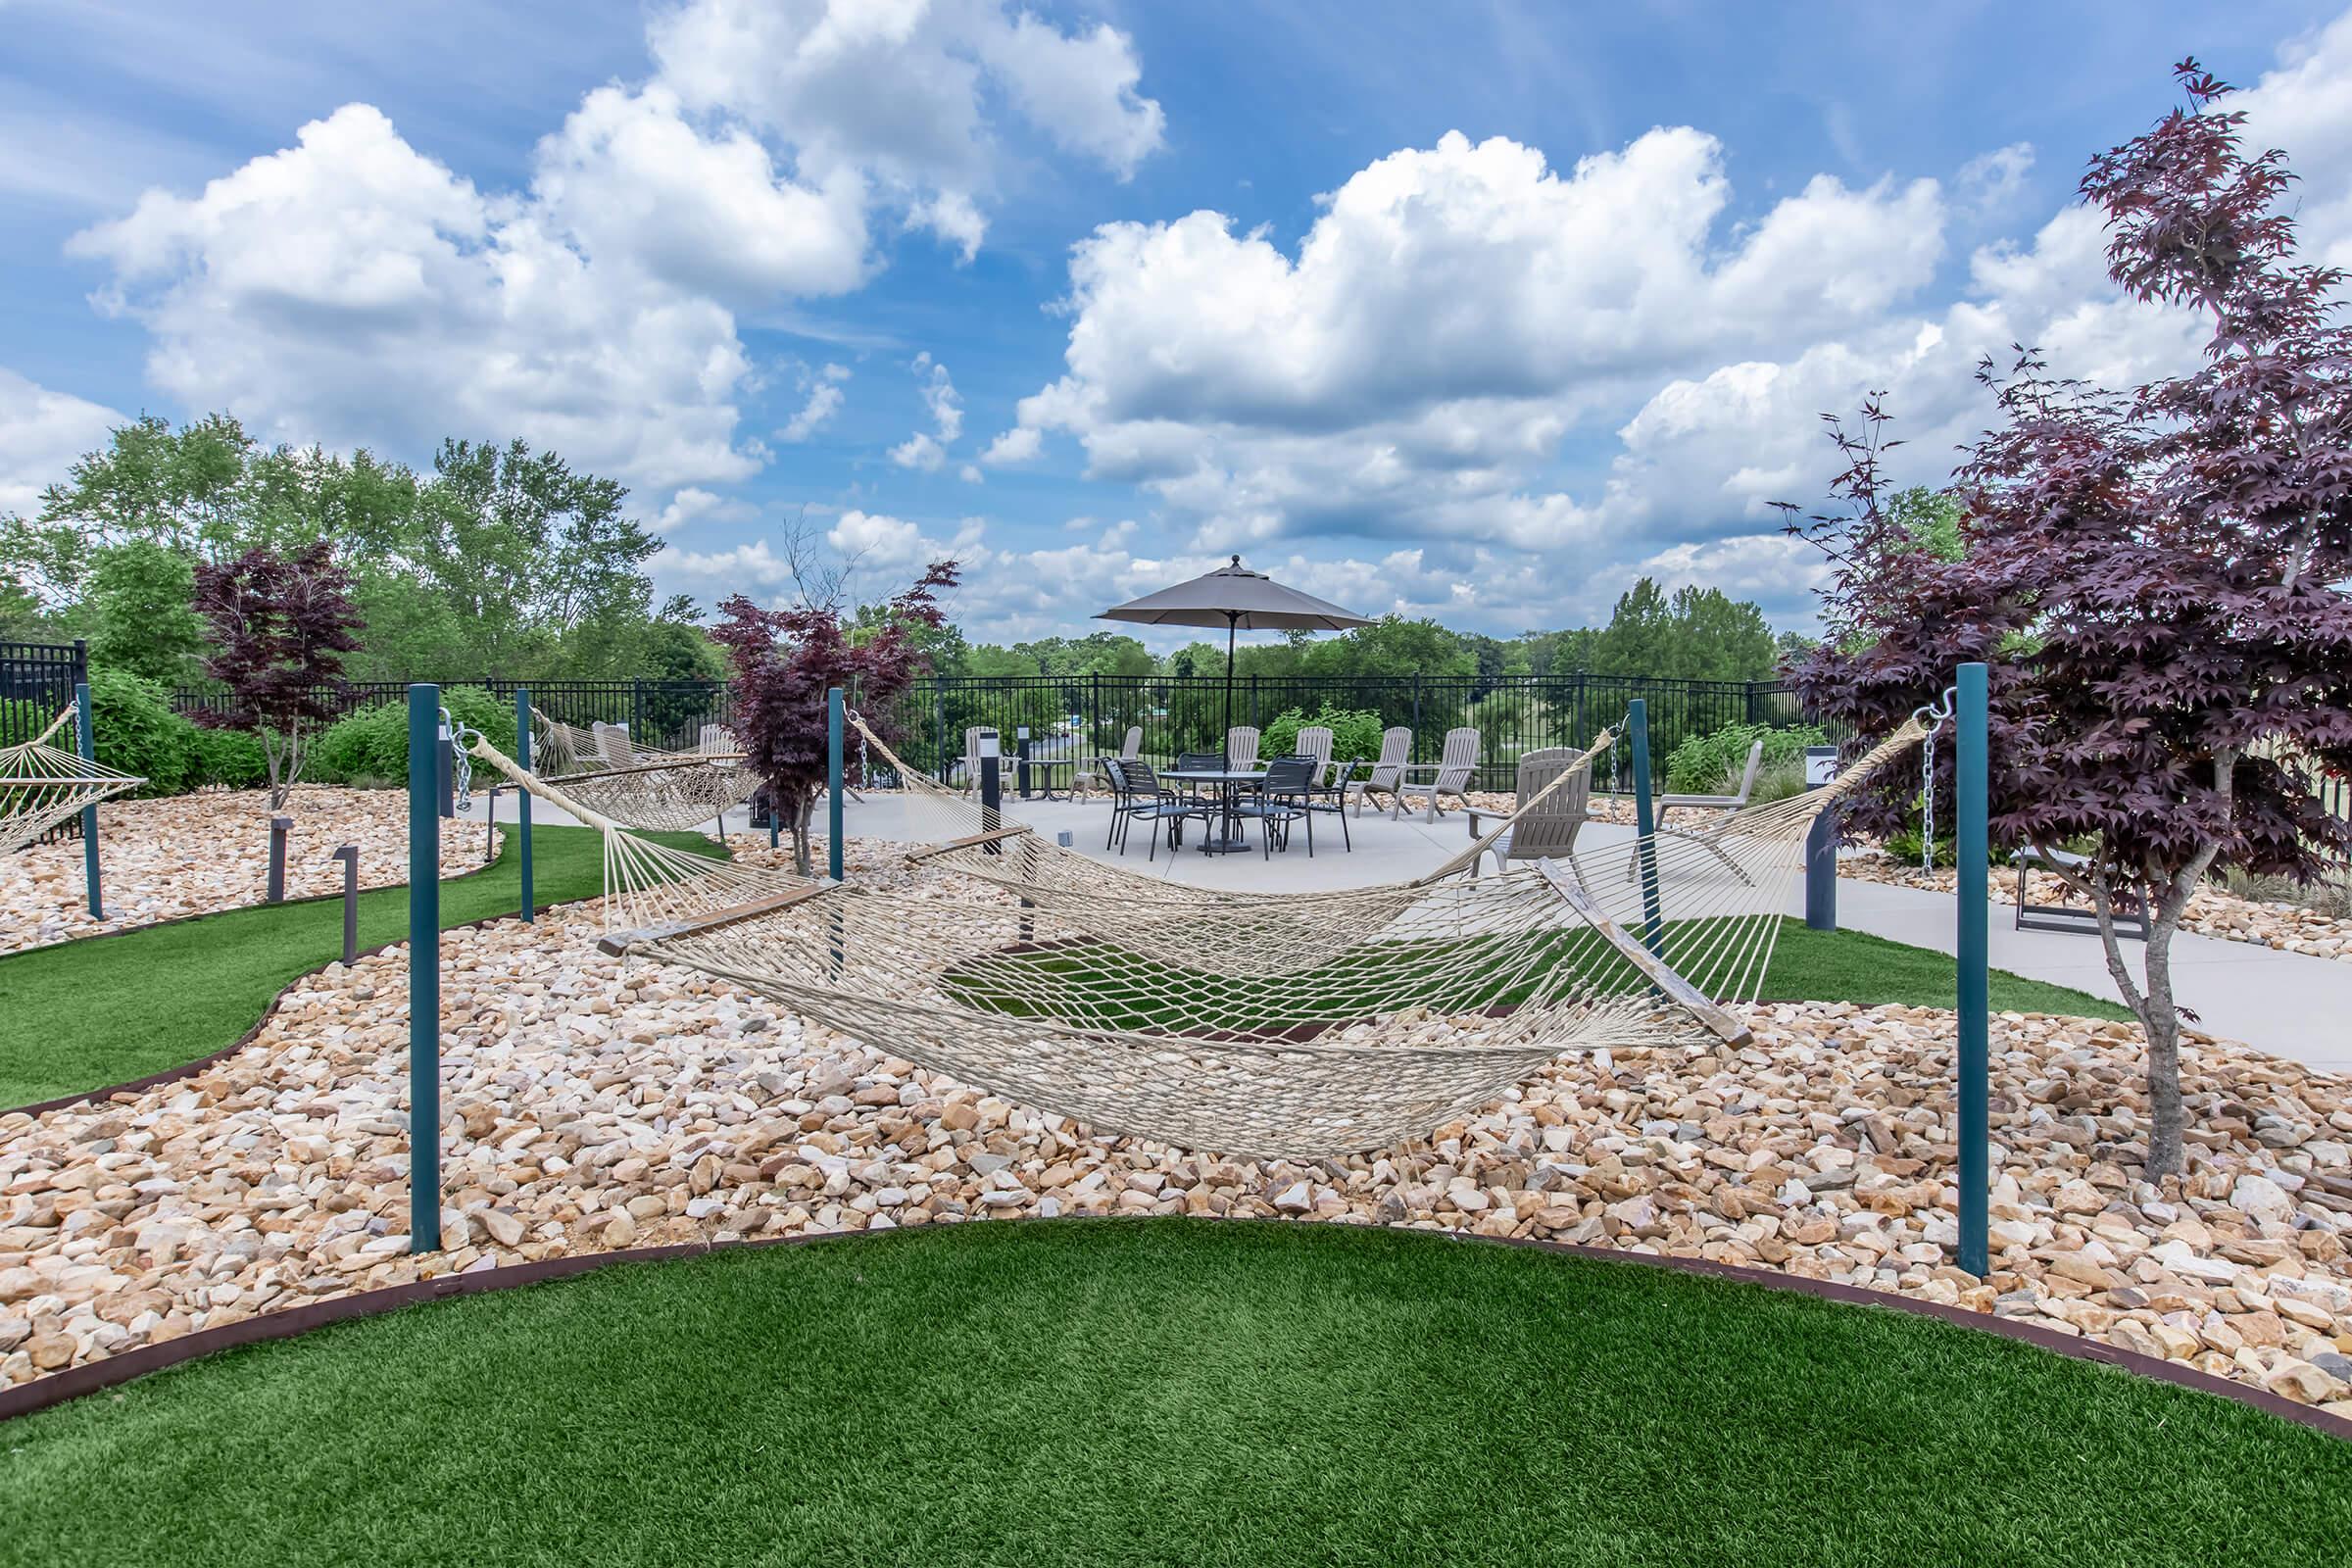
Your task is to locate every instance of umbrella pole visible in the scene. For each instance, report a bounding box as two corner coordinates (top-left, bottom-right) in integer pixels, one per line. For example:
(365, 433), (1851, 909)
(1223, 612), (1237, 760)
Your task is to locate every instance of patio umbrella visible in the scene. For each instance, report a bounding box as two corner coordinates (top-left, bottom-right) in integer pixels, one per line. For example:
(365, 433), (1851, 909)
(1098, 556), (1373, 756)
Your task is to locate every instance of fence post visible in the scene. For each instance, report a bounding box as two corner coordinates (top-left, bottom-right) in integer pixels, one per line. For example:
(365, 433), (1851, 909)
(75, 675), (102, 918)
(1956, 662), (1990, 1277)
(1804, 745), (1839, 931)
(407, 684), (441, 1254)
(827, 686), (845, 883)
(1411, 673), (1423, 759)
(1629, 698), (1663, 956)
(514, 686), (534, 922)
(631, 680), (645, 747)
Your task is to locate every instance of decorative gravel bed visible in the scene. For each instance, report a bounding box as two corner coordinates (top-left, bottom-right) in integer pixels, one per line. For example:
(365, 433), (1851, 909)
(1, 789), (495, 955)
(1840, 850), (2352, 963)
(2, 846), (2348, 1415)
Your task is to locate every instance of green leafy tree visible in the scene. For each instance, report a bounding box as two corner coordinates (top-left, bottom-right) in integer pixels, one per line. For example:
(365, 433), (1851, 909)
(85, 541), (205, 687)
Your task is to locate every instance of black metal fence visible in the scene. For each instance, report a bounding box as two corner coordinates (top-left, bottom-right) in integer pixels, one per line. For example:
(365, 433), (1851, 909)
(173, 679), (735, 755)
(895, 673), (1809, 791)
(1, 638), (90, 841)
(161, 671), (1816, 791)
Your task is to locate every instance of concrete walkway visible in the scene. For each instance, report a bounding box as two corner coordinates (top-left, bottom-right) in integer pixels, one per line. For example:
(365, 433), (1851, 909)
(462, 784), (2351, 1071)
(1819, 874), (2352, 1075)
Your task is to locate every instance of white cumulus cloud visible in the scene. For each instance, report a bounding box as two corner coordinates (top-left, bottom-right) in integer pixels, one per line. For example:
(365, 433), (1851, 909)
(0, 368), (122, 516)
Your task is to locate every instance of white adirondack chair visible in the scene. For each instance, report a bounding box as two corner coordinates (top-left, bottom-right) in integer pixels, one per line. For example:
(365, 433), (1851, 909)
(1226, 725), (1261, 771)
(958, 726), (999, 797)
(591, 721), (634, 769)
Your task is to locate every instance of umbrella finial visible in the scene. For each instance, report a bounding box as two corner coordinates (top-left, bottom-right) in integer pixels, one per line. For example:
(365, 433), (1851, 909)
(1230, 554), (1241, 568)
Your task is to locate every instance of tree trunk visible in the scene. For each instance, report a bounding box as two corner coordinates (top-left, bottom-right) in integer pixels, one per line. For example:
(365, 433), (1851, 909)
(2135, 915), (2188, 1178)
(786, 788), (816, 878)
(263, 728), (292, 812)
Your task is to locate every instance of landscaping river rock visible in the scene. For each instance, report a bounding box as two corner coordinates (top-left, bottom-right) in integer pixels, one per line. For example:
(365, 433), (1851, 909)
(3, 849), (2347, 1416)
(0, 788), (495, 955)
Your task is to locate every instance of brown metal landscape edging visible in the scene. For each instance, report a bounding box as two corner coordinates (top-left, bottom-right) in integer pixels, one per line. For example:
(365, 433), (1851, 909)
(0, 1216), (2343, 1442)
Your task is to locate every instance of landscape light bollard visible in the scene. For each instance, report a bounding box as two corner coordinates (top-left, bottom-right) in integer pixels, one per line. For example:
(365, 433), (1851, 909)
(74, 679), (101, 918)
(978, 735), (1003, 851)
(1015, 725), (1032, 800)
(1956, 662), (1990, 1278)
(1803, 745), (1839, 932)
(332, 844), (359, 965)
(514, 687), (534, 923)
(1627, 698), (1663, 956)
(408, 684), (441, 1254)
(267, 814), (293, 903)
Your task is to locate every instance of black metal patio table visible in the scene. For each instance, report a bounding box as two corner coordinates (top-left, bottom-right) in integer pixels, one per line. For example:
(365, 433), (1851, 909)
(1159, 766), (1268, 855)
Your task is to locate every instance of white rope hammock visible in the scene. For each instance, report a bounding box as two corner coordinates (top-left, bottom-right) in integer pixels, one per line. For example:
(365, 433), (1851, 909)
(526, 707), (759, 834)
(2, 706), (145, 856)
(466, 712), (1923, 1159)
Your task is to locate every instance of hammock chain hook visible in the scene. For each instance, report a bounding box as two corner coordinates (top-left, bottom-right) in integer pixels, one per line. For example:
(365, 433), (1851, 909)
(442, 706), (483, 815)
(1911, 685), (1958, 872)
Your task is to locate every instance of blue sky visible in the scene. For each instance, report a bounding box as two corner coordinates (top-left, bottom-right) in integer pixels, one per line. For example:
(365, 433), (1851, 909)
(6, 1), (2350, 649)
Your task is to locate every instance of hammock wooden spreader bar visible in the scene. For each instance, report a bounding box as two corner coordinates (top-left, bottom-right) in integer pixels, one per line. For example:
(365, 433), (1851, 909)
(1535, 858), (1753, 1047)
(596, 882), (831, 956)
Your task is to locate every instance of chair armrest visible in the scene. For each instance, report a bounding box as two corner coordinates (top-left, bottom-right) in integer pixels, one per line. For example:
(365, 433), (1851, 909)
(1658, 793), (1741, 810)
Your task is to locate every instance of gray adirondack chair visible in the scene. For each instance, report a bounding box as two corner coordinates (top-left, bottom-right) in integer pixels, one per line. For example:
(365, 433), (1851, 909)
(1660, 739), (1763, 823)
(1397, 726), (1481, 821)
(1629, 738), (1767, 886)
(1471, 747), (1591, 876)
(1294, 725), (1334, 787)
(1347, 726), (1413, 816)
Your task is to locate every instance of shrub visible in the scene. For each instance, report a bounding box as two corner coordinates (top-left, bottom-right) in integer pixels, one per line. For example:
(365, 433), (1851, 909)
(310, 686), (518, 788)
(86, 667), (198, 798)
(1260, 704), (1387, 779)
(190, 726), (269, 790)
(1663, 721), (1827, 795)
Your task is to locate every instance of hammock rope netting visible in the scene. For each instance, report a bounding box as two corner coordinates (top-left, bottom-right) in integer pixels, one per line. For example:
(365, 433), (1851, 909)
(468, 712), (1924, 1159)
(526, 707), (760, 834)
(2, 706), (145, 856)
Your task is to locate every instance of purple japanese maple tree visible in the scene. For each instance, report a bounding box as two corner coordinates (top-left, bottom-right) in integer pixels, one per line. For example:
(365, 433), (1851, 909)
(712, 560), (959, 877)
(191, 540), (367, 810)
(1785, 63), (2352, 1178)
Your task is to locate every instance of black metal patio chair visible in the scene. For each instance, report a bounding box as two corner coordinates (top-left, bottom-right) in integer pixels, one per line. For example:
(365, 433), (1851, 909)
(1236, 756), (1317, 858)
(1108, 758), (1205, 861)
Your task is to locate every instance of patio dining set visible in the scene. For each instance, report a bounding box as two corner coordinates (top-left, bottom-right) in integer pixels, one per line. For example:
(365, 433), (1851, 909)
(955, 720), (1773, 870)
(963, 721), (1484, 860)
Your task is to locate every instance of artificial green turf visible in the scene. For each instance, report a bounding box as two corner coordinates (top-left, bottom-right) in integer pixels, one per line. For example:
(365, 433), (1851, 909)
(0, 1219), (2340, 1568)
(0, 822), (721, 1108)
(947, 915), (2132, 1034)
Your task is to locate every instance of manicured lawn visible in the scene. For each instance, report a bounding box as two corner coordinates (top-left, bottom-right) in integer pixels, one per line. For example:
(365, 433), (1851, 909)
(0, 823), (721, 1108)
(0, 1220), (2340, 1567)
(948, 915), (2133, 1034)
